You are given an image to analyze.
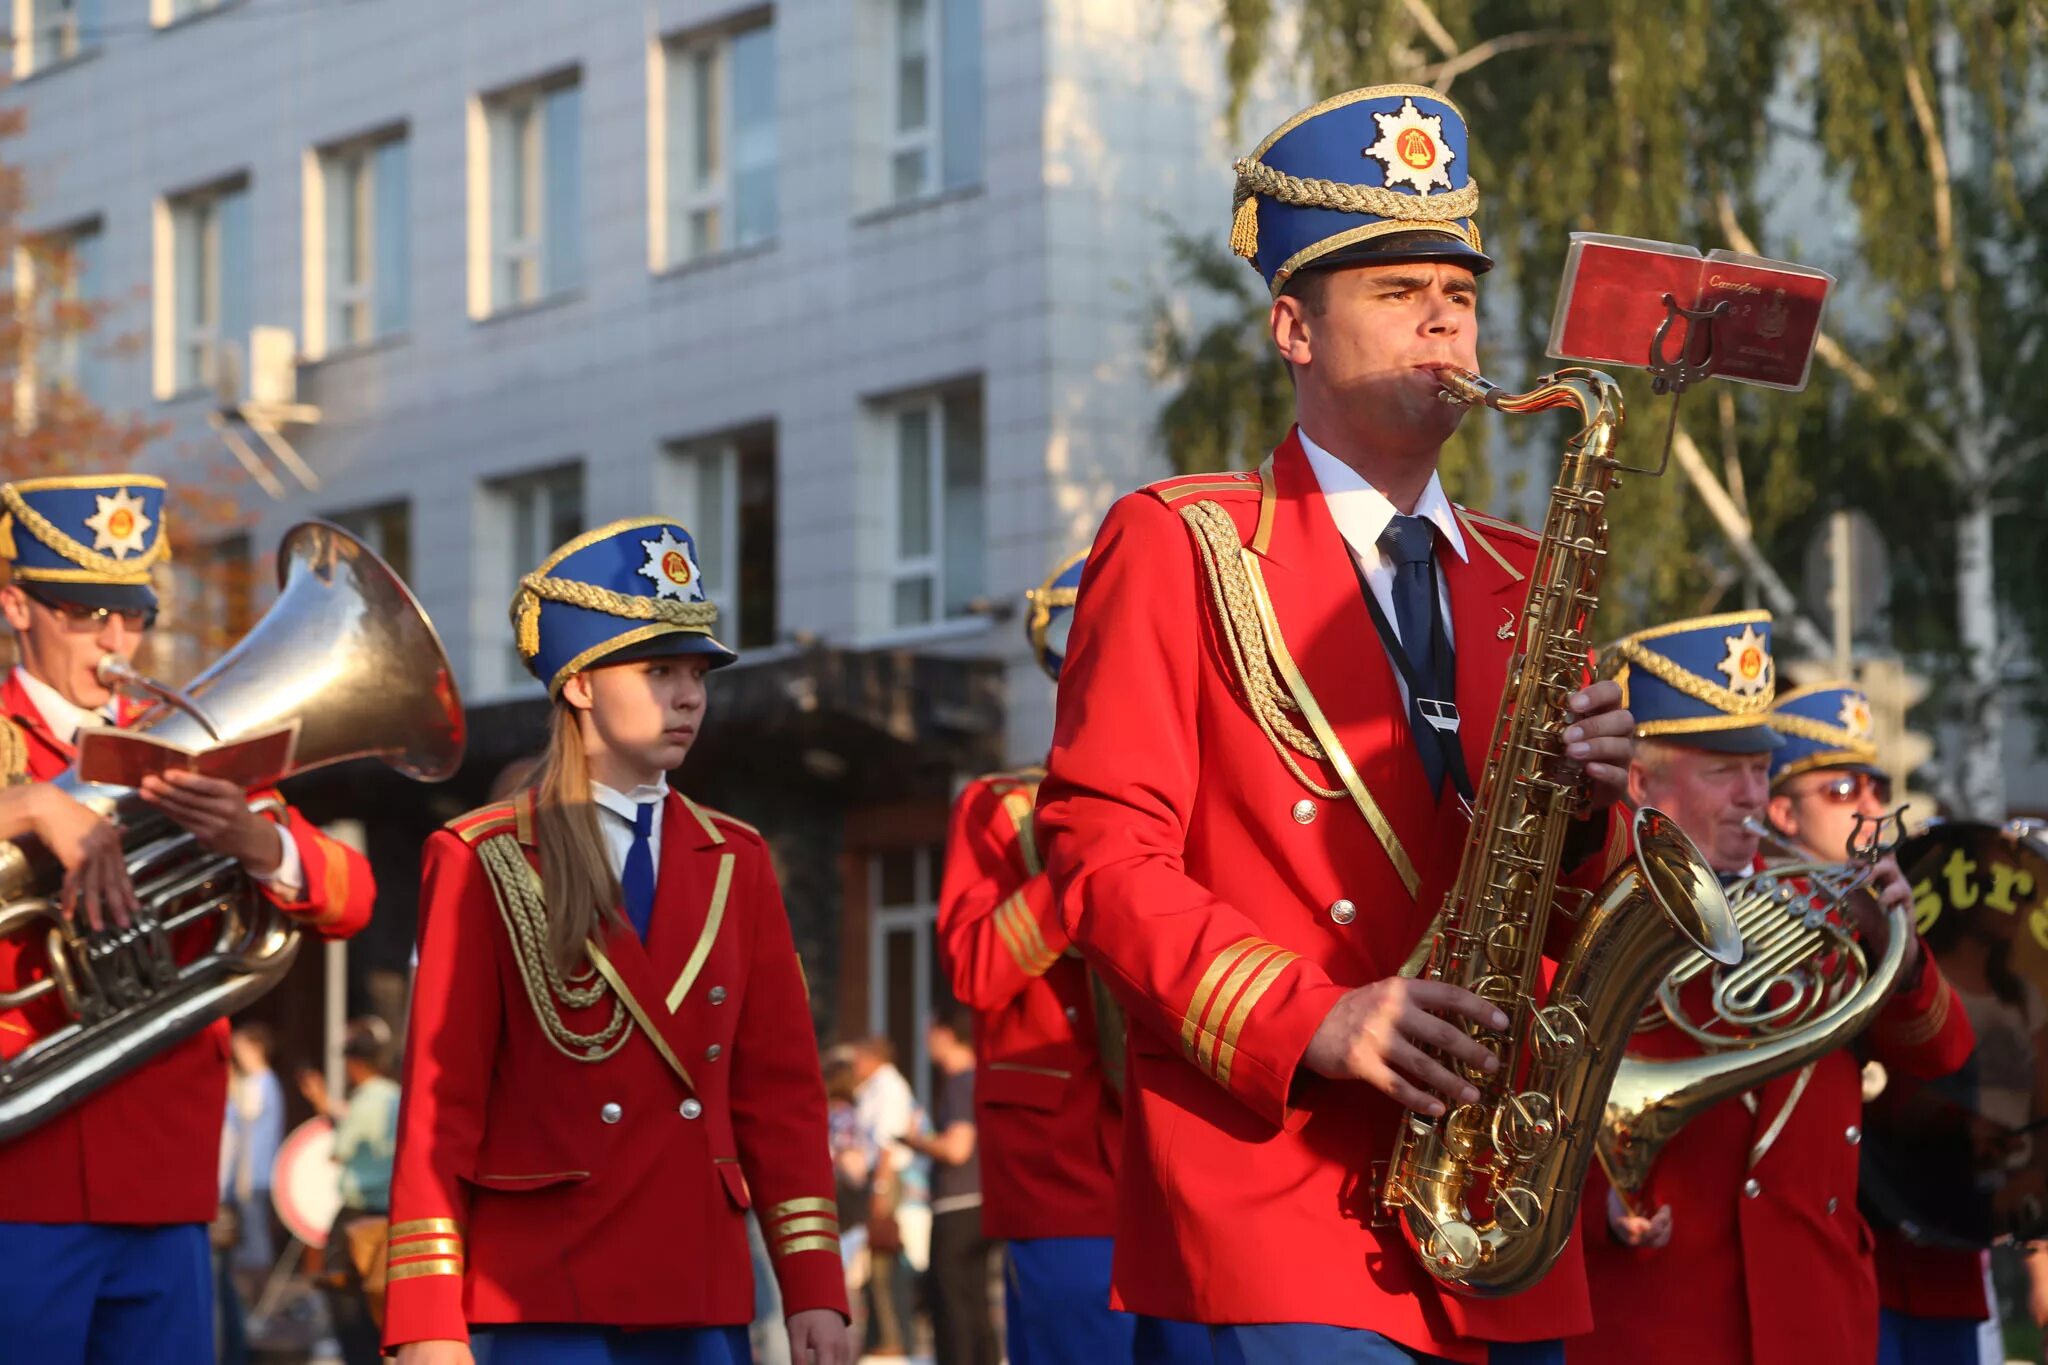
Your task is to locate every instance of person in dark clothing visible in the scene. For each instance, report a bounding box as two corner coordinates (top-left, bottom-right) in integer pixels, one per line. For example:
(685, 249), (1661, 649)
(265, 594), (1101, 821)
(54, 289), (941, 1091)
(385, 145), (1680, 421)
(904, 1010), (998, 1365)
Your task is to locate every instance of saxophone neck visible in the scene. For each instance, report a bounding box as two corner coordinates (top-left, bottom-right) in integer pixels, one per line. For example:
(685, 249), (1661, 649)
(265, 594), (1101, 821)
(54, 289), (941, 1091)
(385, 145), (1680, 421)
(1437, 366), (1625, 471)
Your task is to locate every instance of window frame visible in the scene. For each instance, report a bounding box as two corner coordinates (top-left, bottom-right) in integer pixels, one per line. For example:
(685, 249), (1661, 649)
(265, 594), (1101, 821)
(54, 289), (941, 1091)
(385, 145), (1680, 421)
(307, 126), (409, 358)
(657, 15), (777, 269)
(886, 0), (940, 203)
(15, 217), (104, 411)
(884, 387), (983, 630)
(471, 71), (582, 318)
(155, 175), (251, 399)
(480, 462), (585, 693)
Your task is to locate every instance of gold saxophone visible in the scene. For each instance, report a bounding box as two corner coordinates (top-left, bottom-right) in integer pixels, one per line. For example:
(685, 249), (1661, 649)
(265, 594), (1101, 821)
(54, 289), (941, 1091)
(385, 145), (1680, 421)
(1595, 815), (1912, 1207)
(1380, 367), (1742, 1296)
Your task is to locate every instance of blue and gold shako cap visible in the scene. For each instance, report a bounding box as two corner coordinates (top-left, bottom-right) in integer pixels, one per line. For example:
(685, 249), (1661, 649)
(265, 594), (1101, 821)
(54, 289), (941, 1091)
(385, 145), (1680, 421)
(511, 517), (737, 698)
(1600, 610), (1784, 753)
(1232, 84), (1491, 295)
(1024, 550), (1086, 683)
(0, 474), (168, 612)
(1770, 682), (1882, 785)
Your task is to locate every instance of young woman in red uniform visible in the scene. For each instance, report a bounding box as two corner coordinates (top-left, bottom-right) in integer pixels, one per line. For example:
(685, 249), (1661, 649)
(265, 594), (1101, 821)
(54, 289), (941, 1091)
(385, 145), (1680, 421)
(384, 518), (852, 1365)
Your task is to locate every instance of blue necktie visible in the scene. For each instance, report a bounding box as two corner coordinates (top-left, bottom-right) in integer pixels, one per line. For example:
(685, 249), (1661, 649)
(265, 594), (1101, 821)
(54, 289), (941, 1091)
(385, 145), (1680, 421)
(1380, 514), (1449, 796)
(622, 802), (656, 939)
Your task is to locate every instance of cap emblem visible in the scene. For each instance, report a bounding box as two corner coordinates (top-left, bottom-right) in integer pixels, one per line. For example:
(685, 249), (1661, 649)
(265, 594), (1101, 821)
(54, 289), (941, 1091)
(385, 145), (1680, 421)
(85, 488), (153, 559)
(1363, 98), (1455, 195)
(638, 528), (702, 602)
(1717, 623), (1771, 697)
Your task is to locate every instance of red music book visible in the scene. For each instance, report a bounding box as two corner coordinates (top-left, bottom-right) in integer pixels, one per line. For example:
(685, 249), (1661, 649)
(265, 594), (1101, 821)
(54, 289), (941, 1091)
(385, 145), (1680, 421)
(75, 720), (300, 792)
(1546, 233), (1834, 391)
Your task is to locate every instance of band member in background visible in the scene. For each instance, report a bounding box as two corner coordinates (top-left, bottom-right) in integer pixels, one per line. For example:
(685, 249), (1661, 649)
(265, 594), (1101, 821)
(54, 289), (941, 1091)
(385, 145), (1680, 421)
(1037, 85), (1639, 1364)
(1578, 619), (1972, 1365)
(1768, 682), (2002, 1364)
(936, 556), (1206, 1364)
(383, 518), (851, 1365)
(0, 473), (375, 1363)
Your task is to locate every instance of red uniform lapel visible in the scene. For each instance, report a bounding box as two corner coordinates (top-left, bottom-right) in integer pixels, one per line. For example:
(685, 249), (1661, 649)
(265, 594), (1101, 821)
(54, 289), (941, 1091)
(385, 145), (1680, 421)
(1251, 434), (1433, 867)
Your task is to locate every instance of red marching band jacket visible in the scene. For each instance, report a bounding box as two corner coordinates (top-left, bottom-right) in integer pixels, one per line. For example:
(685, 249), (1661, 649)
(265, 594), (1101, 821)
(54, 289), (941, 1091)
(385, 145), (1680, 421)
(0, 669), (375, 1224)
(937, 767), (1120, 1242)
(382, 789), (848, 1349)
(1036, 433), (1632, 1363)
(1574, 858), (1976, 1365)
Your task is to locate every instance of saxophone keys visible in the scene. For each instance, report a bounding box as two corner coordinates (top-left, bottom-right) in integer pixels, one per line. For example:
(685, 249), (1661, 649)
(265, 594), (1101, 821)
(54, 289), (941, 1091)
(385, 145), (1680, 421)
(1494, 1183), (1544, 1234)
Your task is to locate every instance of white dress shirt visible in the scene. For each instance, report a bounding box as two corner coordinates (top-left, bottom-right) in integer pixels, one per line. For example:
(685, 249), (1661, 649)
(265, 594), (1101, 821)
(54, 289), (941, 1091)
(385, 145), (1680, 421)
(1297, 429), (1468, 709)
(590, 780), (669, 884)
(14, 665), (303, 896)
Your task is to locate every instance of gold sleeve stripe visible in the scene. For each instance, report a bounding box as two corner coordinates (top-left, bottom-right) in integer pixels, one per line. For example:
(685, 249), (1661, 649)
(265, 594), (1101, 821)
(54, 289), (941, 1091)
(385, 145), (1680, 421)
(994, 894), (1059, 976)
(774, 1235), (842, 1258)
(385, 1258), (464, 1283)
(1182, 938), (1263, 1053)
(389, 1218), (462, 1240)
(1879, 978), (1953, 1048)
(1214, 948), (1300, 1087)
(388, 1236), (462, 1259)
(1191, 944), (1286, 1072)
(773, 1217), (839, 1238)
(767, 1196), (837, 1221)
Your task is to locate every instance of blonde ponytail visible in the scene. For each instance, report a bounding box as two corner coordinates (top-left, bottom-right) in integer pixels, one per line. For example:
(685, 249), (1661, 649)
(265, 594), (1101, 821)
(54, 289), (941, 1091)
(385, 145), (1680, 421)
(528, 703), (626, 975)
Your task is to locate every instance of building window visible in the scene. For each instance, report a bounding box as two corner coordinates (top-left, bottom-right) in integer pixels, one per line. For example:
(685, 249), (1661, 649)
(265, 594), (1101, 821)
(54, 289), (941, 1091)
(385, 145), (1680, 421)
(472, 74), (582, 317)
(663, 426), (776, 650)
(159, 531), (255, 681)
(328, 499), (412, 585)
(486, 464), (583, 689)
(309, 130), (409, 356)
(887, 0), (980, 202)
(157, 176), (251, 397)
(17, 218), (103, 407)
(657, 16), (776, 268)
(886, 386), (983, 628)
(867, 842), (950, 1111)
(14, 0), (96, 76)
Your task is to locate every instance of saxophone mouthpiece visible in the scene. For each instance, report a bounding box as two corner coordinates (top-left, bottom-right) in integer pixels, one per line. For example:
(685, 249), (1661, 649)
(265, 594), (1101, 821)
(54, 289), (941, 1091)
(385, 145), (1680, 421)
(1435, 367), (1496, 409)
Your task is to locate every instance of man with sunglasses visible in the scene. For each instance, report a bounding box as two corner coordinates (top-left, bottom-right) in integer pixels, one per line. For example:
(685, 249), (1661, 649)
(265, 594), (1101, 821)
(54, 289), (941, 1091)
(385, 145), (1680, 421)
(1768, 682), (1998, 1365)
(0, 474), (376, 1364)
(1577, 625), (1972, 1365)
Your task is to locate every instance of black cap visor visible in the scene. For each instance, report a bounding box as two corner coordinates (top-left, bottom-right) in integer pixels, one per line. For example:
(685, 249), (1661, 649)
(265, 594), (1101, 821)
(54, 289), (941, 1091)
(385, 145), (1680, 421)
(1653, 723), (1786, 754)
(18, 578), (159, 616)
(591, 629), (738, 672)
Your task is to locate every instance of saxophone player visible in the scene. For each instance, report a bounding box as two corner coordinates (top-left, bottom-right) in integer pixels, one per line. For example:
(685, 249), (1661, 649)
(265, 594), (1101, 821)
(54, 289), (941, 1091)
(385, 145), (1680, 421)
(1035, 86), (1639, 1365)
(1577, 620), (1971, 1365)
(0, 474), (376, 1364)
(1767, 682), (1994, 1365)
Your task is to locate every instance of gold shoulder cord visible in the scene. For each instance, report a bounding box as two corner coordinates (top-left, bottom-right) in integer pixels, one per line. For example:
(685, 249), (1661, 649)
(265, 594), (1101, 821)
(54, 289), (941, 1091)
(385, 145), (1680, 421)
(1178, 497), (1418, 896)
(0, 720), (28, 786)
(1178, 500), (1339, 797)
(471, 833), (632, 1062)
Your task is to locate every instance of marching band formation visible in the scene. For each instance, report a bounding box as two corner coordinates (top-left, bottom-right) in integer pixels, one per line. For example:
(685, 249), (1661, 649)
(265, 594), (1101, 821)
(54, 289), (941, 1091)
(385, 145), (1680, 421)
(0, 79), (2036, 1365)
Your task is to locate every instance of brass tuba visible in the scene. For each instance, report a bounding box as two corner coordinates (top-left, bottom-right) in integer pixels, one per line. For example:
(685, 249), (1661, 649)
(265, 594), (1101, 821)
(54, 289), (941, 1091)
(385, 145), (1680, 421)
(1595, 814), (1912, 1207)
(1380, 367), (1742, 1296)
(0, 521), (465, 1141)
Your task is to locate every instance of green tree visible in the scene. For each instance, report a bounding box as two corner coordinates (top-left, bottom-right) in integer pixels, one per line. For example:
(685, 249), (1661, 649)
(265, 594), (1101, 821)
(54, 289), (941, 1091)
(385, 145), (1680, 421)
(1155, 0), (2048, 815)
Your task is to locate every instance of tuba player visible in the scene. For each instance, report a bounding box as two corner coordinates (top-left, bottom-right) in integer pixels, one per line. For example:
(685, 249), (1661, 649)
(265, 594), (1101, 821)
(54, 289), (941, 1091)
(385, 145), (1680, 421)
(0, 475), (375, 1364)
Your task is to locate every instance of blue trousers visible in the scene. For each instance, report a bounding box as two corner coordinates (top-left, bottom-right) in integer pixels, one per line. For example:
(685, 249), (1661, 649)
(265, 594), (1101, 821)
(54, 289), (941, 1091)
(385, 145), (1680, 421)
(473, 1323), (752, 1364)
(1877, 1307), (1990, 1365)
(0, 1222), (212, 1365)
(1008, 1236), (1209, 1364)
(1139, 1318), (1564, 1365)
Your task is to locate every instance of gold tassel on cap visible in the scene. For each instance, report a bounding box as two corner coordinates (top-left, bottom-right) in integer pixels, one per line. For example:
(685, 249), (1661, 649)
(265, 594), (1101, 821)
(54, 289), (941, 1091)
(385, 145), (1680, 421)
(1230, 191), (1260, 261)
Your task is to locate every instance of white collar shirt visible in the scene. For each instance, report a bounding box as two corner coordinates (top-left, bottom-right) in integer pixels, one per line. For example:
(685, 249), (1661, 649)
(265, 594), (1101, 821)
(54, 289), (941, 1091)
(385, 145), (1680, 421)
(14, 665), (114, 748)
(1297, 428), (1468, 707)
(590, 780), (670, 885)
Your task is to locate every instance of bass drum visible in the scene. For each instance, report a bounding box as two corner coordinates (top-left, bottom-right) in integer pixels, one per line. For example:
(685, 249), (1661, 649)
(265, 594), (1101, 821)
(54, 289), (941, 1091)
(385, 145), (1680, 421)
(1860, 818), (2048, 1247)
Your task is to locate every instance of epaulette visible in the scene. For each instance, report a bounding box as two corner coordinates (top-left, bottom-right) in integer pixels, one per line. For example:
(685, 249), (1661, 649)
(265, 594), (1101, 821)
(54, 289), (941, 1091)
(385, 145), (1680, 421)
(694, 802), (762, 842)
(976, 764), (1046, 796)
(1456, 505), (1540, 542)
(446, 797), (522, 847)
(1142, 469), (1262, 506)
